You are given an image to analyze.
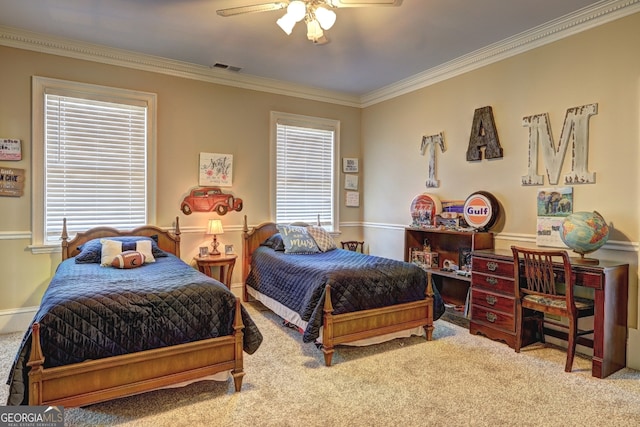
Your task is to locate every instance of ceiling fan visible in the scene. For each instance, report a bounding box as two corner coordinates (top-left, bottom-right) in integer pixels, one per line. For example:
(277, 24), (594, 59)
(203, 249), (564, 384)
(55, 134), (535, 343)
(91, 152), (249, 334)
(216, 0), (403, 44)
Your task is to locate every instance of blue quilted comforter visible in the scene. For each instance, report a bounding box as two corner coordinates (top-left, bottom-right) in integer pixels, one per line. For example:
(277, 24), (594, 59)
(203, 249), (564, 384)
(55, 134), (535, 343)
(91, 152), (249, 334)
(246, 247), (444, 343)
(6, 254), (262, 405)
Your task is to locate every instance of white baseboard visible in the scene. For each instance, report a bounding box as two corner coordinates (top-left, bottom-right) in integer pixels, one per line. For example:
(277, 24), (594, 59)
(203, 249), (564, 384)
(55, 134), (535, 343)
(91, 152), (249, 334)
(0, 306), (38, 335)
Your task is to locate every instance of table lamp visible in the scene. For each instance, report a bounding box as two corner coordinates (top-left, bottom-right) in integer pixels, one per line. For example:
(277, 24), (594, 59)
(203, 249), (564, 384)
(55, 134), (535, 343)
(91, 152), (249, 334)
(206, 219), (224, 255)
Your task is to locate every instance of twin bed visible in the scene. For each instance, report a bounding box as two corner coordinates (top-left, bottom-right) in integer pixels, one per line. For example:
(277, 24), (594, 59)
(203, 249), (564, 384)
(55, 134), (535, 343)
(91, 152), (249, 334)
(242, 217), (445, 366)
(7, 216), (444, 407)
(7, 218), (262, 407)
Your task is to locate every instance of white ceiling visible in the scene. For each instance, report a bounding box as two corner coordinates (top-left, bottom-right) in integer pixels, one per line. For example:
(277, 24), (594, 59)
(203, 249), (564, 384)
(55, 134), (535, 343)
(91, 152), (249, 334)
(0, 0), (622, 97)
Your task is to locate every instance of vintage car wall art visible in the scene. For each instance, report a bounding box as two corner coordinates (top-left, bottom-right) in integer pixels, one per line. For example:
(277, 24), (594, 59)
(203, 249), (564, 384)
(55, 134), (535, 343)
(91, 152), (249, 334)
(181, 187), (243, 215)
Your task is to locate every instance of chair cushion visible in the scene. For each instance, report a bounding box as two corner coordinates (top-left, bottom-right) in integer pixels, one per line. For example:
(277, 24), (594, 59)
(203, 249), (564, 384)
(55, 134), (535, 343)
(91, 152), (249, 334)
(523, 294), (594, 310)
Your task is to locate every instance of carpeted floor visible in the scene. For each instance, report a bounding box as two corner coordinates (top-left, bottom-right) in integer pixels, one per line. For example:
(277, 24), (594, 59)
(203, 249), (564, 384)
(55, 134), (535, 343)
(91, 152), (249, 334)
(2, 301), (640, 426)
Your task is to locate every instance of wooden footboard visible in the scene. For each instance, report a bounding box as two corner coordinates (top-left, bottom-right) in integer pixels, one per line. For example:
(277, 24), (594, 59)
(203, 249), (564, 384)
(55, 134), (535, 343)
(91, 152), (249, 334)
(27, 298), (245, 407)
(321, 272), (434, 366)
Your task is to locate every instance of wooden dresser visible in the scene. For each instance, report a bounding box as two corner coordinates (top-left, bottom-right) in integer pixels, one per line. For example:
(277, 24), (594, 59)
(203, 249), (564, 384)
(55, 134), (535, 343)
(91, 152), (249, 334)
(470, 248), (629, 378)
(469, 250), (525, 348)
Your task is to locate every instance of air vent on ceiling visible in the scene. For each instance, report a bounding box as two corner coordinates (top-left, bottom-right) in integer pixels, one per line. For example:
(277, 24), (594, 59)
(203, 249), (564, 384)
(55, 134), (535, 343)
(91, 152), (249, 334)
(212, 62), (242, 72)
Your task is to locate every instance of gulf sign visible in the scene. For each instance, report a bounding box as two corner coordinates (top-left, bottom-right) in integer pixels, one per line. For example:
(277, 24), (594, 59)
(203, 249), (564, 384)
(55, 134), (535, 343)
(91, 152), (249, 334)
(463, 192), (499, 231)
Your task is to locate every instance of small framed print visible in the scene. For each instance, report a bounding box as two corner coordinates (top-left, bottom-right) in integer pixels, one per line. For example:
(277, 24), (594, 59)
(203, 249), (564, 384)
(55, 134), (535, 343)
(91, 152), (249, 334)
(342, 158), (359, 173)
(199, 246), (209, 257)
(344, 174), (358, 190)
(225, 244), (234, 255)
(345, 191), (360, 207)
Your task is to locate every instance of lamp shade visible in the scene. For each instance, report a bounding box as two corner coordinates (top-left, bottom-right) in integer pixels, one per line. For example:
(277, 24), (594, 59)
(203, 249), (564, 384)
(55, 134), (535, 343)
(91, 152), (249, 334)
(287, 1), (307, 22)
(277, 13), (296, 35)
(315, 6), (336, 30)
(207, 219), (224, 235)
(306, 19), (323, 41)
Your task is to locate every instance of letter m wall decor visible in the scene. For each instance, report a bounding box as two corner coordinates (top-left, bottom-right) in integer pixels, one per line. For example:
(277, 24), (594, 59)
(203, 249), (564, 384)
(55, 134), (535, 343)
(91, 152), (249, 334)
(521, 103), (597, 186)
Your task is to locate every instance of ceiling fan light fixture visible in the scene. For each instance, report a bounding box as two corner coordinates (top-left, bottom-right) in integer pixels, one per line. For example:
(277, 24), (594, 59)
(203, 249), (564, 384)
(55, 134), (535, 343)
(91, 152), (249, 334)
(287, 1), (307, 22)
(315, 6), (336, 30)
(277, 13), (296, 35)
(306, 19), (324, 42)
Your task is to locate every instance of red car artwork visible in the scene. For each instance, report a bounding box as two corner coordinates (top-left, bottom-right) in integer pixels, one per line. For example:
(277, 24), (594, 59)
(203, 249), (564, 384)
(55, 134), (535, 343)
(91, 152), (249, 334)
(180, 187), (243, 215)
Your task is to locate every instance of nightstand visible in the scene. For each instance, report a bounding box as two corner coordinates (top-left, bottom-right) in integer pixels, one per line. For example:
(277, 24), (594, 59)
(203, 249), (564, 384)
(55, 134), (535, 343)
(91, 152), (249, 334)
(193, 253), (237, 289)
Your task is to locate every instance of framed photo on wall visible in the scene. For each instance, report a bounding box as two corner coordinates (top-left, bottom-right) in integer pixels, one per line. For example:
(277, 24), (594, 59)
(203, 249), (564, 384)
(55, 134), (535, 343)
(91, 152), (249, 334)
(342, 158), (359, 173)
(344, 174), (358, 190)
(199, 152), (233, 187)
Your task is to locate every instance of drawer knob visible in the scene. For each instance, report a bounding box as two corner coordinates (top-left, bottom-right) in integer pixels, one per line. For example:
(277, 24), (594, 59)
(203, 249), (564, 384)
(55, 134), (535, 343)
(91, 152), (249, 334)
(486, 312), (497, 323)
(486, 277), (498, 285)
(486, 295), (497, 305)
(487, 261), (499, 272)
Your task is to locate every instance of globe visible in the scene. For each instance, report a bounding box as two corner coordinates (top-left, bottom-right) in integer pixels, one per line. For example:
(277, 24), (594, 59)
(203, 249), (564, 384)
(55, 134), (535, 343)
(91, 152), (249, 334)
(559, 211), (609, 262)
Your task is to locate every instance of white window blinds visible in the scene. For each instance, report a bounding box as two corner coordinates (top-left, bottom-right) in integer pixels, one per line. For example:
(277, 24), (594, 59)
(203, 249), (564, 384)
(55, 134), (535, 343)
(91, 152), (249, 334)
(44, 94), (147, 242)
(275, 122), (335, 227)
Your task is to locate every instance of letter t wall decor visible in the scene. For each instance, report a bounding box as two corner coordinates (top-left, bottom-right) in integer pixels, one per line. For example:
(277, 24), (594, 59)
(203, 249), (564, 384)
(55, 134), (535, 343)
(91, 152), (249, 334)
(420, 132), (445, 188)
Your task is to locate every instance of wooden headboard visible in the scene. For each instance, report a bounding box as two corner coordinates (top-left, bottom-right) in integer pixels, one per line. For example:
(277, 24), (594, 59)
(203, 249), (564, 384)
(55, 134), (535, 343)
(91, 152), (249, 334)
(242, 215), (278, 283)
(61, 217), (182, 260)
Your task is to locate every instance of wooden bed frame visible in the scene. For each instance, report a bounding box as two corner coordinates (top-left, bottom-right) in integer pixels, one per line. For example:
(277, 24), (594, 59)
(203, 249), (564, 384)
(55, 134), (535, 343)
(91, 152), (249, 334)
(241, 216), (434, 366)
(27, 217), (246, 407)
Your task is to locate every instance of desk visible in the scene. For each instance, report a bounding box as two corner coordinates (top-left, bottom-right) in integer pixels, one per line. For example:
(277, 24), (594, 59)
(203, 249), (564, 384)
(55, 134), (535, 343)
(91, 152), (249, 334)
(194, 254), (237, 289)
(471, 249), (628, 378)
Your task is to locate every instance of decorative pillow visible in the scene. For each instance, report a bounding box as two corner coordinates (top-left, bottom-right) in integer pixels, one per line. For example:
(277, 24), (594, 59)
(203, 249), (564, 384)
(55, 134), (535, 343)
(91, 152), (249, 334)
(276, 225), (320, 254)
(261, 233), (285, 251)
(76, 236), (167, 264)
(111, 251), (146, 269)
(133, 240), (155, 263)
(306, 226), (337, 252)
(100, 239), (123, 266)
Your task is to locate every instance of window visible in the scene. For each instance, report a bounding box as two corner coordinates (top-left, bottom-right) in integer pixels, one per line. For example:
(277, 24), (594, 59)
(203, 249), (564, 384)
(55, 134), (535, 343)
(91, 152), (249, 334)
(32, 77), (156, 250)
(270, 111), (340, 231)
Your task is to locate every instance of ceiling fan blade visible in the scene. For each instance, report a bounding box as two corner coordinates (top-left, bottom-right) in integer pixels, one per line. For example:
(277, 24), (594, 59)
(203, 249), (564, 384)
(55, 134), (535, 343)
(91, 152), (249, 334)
(329, 0), (403, 7)
(216, 2), (289, 17)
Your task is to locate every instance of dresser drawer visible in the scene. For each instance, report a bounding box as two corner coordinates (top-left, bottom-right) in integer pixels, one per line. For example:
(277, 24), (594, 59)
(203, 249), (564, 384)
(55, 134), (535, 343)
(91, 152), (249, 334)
(472, 256), (514, 277)
(471, 288), (514, 313)
(472, 272), (514, 294)
(471, 305), (515, 332)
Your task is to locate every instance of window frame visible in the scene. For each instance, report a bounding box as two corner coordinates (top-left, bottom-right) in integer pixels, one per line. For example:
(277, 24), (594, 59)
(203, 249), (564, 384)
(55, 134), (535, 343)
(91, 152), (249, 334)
(270, 111), (340, 232)
(31, 76), (157, 252)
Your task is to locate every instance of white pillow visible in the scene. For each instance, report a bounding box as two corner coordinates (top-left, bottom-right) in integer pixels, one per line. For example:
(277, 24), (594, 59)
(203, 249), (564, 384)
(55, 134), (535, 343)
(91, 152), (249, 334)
(100, 239), (123, 266)
(135, 239), (156, 263)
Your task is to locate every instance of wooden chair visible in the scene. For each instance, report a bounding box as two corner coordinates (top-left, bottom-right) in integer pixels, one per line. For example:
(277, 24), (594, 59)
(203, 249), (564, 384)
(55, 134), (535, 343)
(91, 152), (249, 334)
(341, 241), (364, 253)
(511, 246), (595, 372)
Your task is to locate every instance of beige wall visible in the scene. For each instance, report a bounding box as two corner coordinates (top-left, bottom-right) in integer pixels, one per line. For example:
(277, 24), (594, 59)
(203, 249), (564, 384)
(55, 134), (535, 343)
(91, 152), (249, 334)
(0, 44), (362, 318)
(361, 13), (640, 368)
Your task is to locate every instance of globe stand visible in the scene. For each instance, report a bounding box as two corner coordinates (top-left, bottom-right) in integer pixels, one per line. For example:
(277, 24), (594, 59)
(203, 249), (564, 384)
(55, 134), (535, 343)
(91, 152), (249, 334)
(571, 252), (600, 265)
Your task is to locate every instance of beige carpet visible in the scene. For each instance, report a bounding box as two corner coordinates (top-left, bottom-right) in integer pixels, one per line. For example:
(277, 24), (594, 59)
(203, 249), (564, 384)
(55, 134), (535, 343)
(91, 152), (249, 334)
(2, 301), (640, 427)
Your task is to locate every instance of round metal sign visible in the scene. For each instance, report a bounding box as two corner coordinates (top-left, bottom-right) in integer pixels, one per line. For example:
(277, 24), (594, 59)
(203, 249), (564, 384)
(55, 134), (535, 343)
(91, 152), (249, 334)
(463, 191), (499, 231)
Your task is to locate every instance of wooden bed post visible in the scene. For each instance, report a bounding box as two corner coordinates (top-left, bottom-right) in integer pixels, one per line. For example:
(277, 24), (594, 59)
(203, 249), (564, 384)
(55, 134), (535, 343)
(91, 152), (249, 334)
(424, 271), (435, 341)
(231, 298), (245, 392)
(26, 322), (45, 405)
(242, 215), (249, 302)
(61, 218), (69, 260)
(173, 217), (181, 258)
(321, 285), (335, 366)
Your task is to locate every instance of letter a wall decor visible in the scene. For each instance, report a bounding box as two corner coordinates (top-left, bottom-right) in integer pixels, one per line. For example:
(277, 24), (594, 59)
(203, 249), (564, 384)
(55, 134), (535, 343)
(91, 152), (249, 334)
(521, 103), (597, 186)
(466, 106), (504, 161)
(420, 132), (445, 188)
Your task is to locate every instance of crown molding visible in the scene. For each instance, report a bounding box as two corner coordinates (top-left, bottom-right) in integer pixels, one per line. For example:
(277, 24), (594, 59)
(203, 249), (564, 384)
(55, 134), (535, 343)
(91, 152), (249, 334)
(0, 25), (361, 108)
(1, 0), (638, 109)
(360, 0), (640, 107)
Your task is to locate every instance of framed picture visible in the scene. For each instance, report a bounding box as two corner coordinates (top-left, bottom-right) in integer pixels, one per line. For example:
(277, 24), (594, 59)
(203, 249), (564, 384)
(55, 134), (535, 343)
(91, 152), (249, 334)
(199, 246), (209, 257)
(199, 152), (233, 187)
(344, 174), (358, 190)
(342, 158), (359, 173)
(225, 244), (234, 255)
(345, 191), (360, 207)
